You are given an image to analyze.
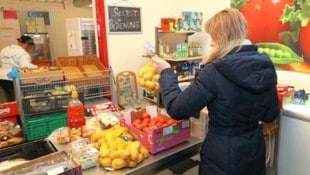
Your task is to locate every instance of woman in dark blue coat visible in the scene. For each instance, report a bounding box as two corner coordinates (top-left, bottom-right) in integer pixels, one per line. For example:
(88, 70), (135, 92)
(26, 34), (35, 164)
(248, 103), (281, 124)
(152, 8), (280, 175)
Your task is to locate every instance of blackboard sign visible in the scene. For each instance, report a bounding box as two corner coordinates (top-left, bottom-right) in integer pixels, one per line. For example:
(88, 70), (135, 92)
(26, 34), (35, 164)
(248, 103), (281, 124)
(108, 6), (142, 33)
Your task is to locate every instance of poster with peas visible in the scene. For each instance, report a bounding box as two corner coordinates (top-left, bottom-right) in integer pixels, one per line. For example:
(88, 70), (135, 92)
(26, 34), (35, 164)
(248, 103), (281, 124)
(231, 0), (310, 74)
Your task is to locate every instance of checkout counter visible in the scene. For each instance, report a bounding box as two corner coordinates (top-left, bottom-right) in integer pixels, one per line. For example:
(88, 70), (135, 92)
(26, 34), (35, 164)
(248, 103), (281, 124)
(50, 136), (203, 175)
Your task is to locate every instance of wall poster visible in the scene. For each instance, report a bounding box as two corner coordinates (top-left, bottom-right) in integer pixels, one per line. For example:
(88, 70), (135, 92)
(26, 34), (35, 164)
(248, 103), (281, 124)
(107, 6), (142, 33)
(231, 0), (310, 74)
(26, 11), (50, 25)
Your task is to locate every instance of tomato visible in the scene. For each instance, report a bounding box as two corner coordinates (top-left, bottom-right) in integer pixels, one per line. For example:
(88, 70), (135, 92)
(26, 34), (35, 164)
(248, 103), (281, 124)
(167, 119), (176, 126)
(142, 117), (151, 124)
(142, 127), (149, 132)
(132, 119), (142, 126)
(240, 0), (292, 44)
(161, 123), (170, 127)
(141, 112), (151, 120)
(300, 24), (310, 61)
(135, 124), (143, 131)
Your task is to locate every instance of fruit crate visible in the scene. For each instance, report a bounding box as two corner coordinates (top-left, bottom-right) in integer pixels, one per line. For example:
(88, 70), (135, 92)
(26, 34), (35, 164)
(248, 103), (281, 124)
(55, 55), (110, 87)
(24, 112), (67, 141)
(22, 91), (84, 117)
(120, 106), (191, 154)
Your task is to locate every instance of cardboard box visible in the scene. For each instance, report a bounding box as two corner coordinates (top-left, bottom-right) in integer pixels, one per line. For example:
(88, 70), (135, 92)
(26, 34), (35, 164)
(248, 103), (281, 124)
(0, 150), (82, 175)
(20, 70), (64, 85)
(0, 101), (19, 123)
(0, 29), (21, 50)
(0, 19), (20, 30)
(120, 106), (190, 154)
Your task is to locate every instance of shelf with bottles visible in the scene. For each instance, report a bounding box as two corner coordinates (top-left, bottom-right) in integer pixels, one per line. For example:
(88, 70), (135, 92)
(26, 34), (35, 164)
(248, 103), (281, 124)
(142, 89), (163, 107)
(178, 75), (195, 82)
(157, 30), (197, 34)
(162, 56), (203, 62)
(171, 60), (201, 83)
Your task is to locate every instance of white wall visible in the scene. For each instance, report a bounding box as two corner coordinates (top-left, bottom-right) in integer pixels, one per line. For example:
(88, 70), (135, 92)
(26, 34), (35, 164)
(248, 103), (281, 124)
(104, 0), (230, 76)
(277, 70), (310, 92)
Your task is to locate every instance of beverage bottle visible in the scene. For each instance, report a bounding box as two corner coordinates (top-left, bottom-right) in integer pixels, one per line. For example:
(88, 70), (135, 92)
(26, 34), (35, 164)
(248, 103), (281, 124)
(67, 90), (85, 142)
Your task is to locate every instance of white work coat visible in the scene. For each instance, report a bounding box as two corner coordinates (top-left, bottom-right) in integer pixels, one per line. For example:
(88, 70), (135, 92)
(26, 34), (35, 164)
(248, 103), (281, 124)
(0, 44), (37, 80)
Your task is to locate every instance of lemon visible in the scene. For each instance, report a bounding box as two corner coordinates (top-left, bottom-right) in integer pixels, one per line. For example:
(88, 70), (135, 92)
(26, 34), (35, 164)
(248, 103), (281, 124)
(143, 72), (154, 81)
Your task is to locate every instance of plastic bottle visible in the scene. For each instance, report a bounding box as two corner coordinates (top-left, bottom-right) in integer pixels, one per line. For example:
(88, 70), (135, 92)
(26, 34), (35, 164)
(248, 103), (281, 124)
(67, 90), (85, 142)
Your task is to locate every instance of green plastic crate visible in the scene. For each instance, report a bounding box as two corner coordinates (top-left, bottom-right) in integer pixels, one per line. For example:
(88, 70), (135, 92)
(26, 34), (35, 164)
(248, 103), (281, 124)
(25, 113), (67, 141)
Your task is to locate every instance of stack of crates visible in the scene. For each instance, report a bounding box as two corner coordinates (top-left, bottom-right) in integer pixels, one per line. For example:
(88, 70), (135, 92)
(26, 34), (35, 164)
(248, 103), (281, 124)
(16, 71), (84, 141)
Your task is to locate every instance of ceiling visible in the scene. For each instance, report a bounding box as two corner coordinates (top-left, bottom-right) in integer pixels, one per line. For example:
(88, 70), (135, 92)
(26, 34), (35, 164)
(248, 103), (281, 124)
(22, 0), (65, 2)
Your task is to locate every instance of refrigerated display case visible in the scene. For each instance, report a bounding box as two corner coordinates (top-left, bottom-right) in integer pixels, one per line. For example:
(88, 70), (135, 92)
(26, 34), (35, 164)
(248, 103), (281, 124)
(66, 18), (96, 56)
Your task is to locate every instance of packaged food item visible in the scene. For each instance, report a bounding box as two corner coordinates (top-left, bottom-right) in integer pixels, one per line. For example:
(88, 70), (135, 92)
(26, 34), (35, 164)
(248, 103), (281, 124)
(67, 90), (85, 142)
(68, 138), (98, 170)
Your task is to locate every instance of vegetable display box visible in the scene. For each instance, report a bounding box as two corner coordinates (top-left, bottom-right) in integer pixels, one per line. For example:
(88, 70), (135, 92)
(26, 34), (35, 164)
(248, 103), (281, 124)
(120, 106), (190, 154)
(0, 101), (19, 123)
(0, 150), (82, 175)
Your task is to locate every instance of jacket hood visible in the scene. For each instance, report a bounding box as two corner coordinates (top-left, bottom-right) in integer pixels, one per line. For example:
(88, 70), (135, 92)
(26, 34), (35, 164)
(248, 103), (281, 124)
(212, 45), (277, 93)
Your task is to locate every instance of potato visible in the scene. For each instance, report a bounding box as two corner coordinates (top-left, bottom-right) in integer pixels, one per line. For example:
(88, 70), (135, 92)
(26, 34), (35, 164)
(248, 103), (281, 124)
(127, 160), (138, 168)
(99, 147), (110, 158)
(127, 141), (141, 150)
(129, 149), (139, 161)
(139, 146), (149, 159)
(99, 157), (112, 167)
(109, 150), (119, 159)
(137, 153), (144, 163)
(111, 158), (127, 170)
(119, 149), (130, 160)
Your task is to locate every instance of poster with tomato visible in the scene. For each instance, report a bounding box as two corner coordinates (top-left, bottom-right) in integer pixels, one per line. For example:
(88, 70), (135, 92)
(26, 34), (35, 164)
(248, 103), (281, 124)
(231, 0), (310, 74)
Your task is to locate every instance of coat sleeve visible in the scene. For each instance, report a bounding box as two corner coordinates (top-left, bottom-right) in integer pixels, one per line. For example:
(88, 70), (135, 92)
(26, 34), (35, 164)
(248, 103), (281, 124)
(159, 65), (217, 120)
(18, 53), (38, 69)
(261, 88), (280, 122)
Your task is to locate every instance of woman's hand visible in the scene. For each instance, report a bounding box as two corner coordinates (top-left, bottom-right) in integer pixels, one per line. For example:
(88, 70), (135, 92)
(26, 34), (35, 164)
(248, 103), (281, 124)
(151, 56), (171, 73)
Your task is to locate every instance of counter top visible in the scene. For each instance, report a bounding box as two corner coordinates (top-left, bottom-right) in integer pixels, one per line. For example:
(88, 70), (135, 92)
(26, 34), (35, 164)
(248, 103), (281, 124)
(282, 104), (310, 122)
(51, 137), (203, 175)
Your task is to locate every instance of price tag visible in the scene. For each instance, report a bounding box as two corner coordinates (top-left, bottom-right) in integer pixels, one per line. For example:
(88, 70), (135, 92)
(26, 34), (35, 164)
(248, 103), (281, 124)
(163, 126), (173, 136)
(123, 111), (131, 124)
(182, 120), (190, 128)
(47, 166), (64, 175)
(146, 105), (158, 118)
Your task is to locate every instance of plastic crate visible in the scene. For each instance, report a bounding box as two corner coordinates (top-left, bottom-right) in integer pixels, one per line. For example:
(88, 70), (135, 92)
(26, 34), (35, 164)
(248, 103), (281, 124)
(25, 113), (67, 141)
(22, 92), (84, 117)
(0, 139), (55, 162)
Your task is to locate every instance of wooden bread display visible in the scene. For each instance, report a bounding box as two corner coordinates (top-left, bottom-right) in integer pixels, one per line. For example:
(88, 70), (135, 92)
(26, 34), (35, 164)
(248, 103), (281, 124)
(61, 66), (85, 80)
(56, 55), (109, 87)
(82, 64), (103, 77)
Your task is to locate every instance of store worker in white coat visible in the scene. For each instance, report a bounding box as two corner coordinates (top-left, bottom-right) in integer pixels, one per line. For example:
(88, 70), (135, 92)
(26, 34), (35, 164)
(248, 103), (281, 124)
(0, 35), (38, 101)
(0, 35), (38, 79)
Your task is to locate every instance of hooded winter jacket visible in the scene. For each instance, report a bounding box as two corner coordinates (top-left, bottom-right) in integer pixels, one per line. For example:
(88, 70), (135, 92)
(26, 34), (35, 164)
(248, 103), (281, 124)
(159, 44), (280, 175)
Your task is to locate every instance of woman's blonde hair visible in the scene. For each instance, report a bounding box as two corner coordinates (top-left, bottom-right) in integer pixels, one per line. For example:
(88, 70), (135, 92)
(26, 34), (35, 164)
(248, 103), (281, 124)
(204, 8), (248, 62)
